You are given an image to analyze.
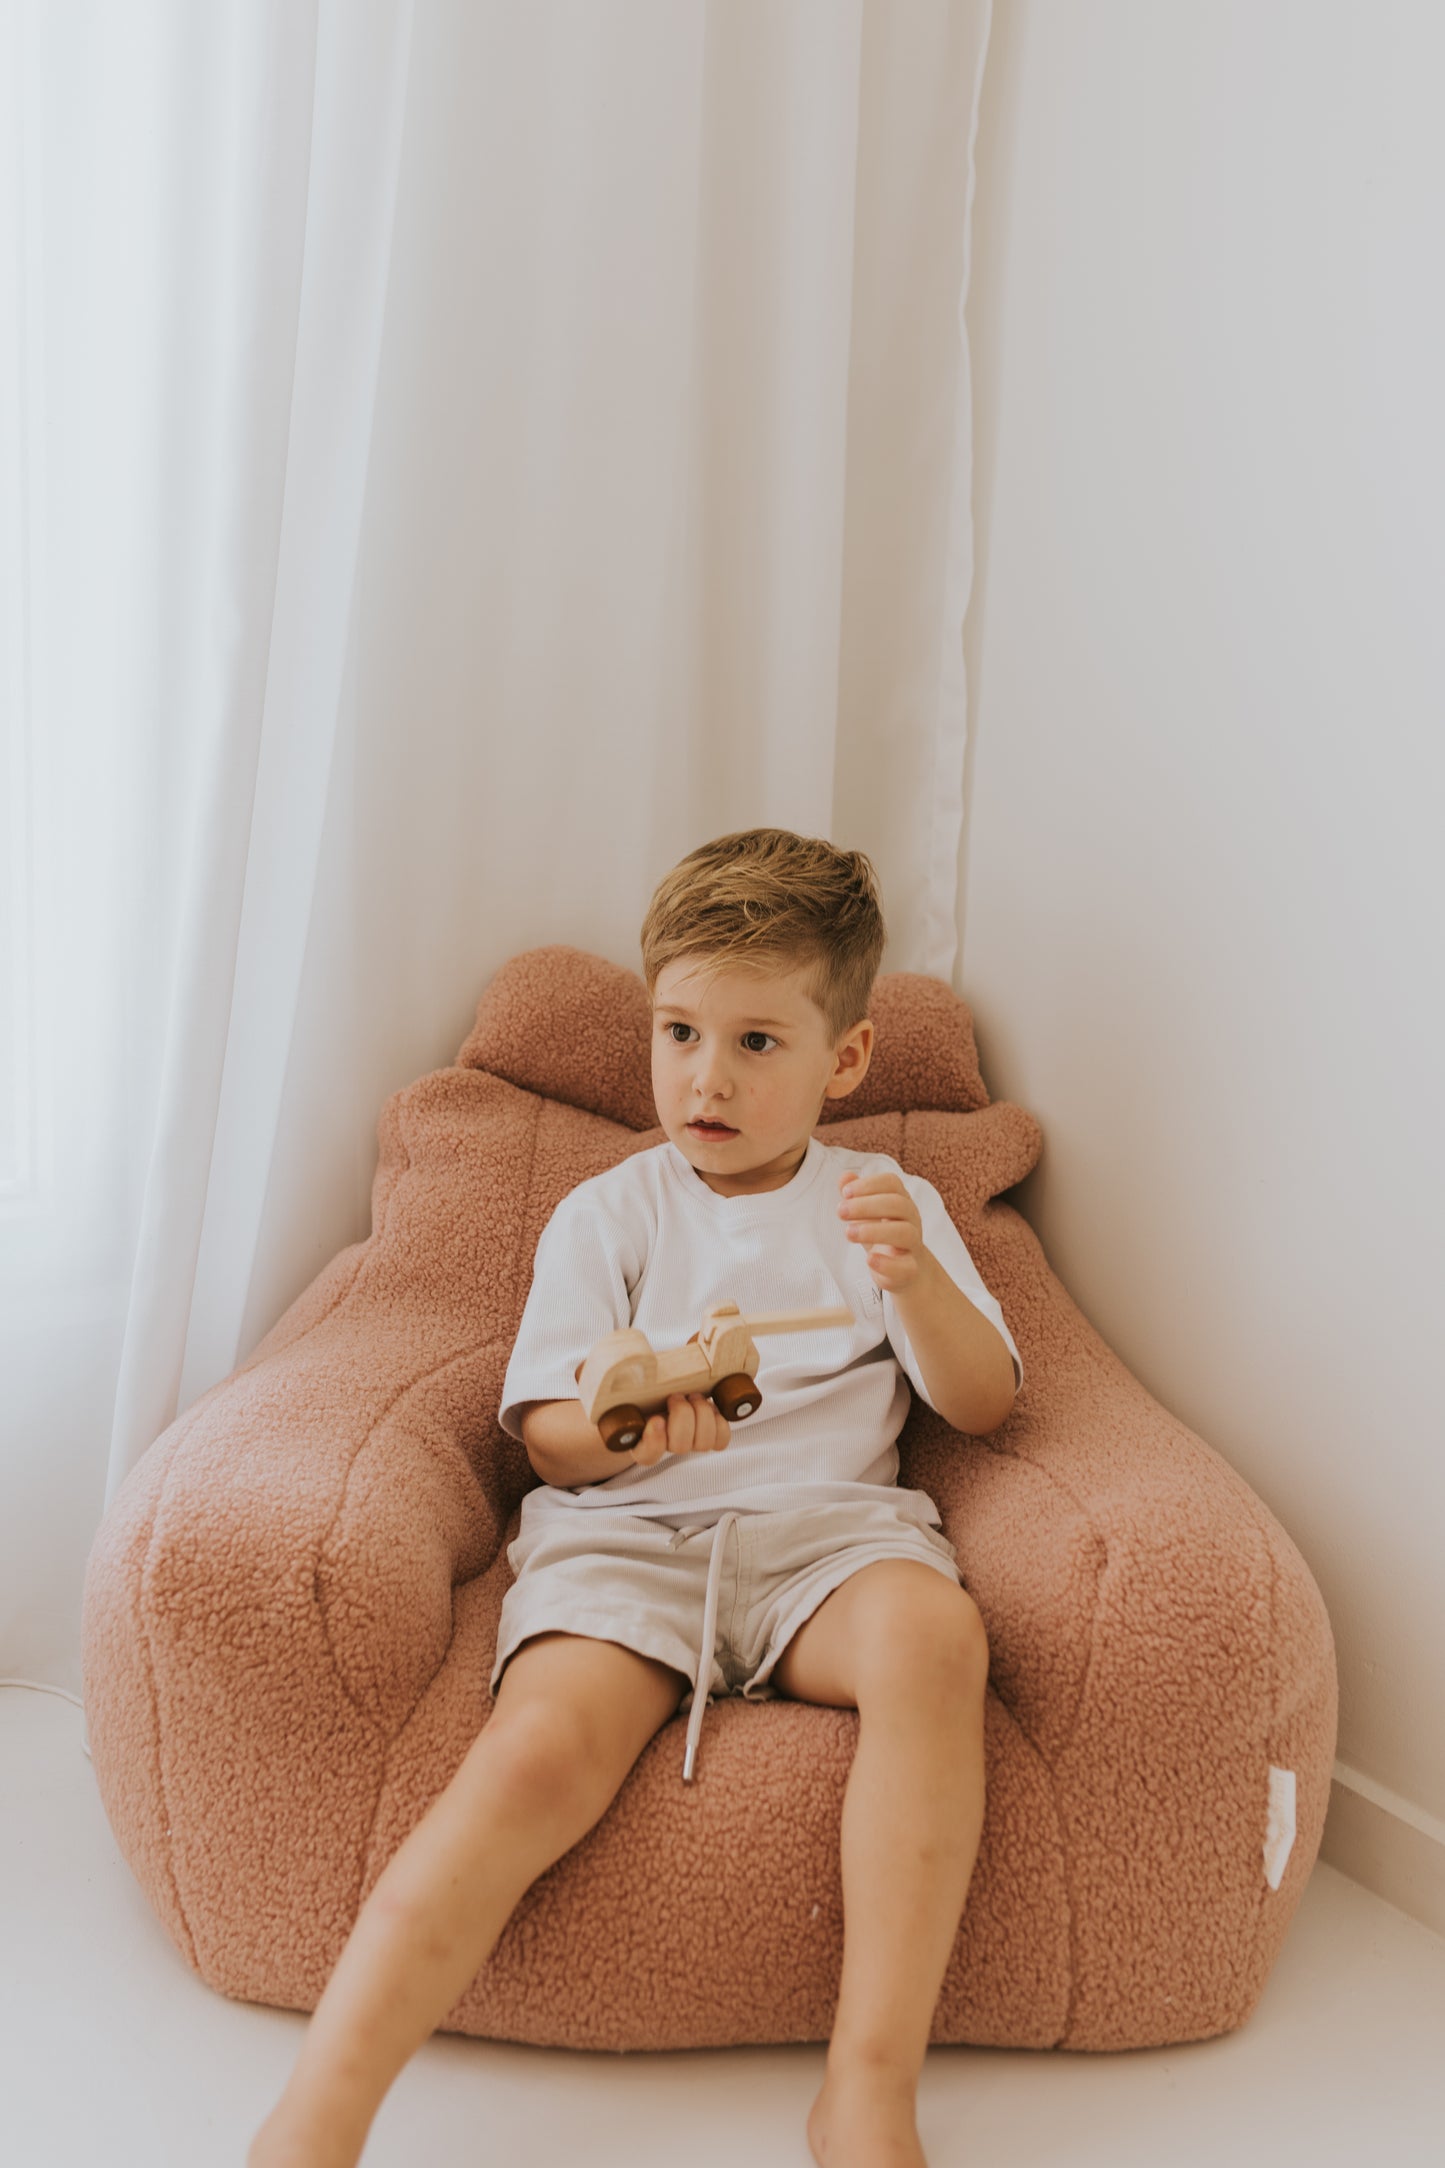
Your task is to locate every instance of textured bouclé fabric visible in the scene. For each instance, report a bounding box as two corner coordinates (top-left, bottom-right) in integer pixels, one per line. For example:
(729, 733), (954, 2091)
(80, 944), (1336, 2053)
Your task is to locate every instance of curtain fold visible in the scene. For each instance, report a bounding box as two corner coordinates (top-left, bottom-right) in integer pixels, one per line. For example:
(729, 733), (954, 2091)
(0, 0), (993, 1717)
(110, 1), (416, 1502)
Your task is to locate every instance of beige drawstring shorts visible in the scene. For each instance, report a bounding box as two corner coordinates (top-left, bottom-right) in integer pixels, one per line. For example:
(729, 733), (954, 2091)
(489, 1496), (963, 1780)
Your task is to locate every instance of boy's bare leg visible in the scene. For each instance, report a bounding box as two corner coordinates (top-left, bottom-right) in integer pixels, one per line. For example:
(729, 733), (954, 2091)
(248, 1632), (688, 2168)
(770, 1560), (989, 2168)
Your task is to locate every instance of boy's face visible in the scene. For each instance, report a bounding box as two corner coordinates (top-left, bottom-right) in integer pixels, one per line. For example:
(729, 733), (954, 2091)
(650, 955), (873, 1197)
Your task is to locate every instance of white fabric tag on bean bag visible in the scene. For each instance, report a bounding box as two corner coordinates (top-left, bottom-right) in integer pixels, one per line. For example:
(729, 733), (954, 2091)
(1264, 1765), (1297, 1890)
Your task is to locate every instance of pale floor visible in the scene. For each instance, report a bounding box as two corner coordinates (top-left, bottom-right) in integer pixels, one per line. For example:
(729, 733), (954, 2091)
(4, 1688), (1443, 2168)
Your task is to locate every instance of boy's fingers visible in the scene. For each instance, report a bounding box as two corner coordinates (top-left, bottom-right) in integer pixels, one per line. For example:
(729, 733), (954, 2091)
(634, 1412), (666, 1464)
(631, 1393), (734, 1460)
(667, 1392), (697, 1454)
(684, 1391), (725, 1454)
(694, 1396), (714, 1450)
(701, 1397), (729, 1451)
(839, 1181), (908, 1217)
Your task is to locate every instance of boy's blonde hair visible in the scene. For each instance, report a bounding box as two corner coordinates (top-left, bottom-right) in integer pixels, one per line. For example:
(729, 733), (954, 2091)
(640, 828), (886, 1046)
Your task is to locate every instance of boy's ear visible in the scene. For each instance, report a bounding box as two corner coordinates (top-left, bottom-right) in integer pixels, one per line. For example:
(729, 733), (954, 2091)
(823, 1019), (873, 1100)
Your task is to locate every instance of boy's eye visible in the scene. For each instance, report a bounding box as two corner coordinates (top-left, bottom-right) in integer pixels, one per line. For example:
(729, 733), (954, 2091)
(663, 1023), (777, 1054)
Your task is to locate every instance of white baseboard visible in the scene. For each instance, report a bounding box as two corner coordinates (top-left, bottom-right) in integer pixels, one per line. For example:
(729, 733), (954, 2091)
(1319, 1759), (1445, 1941)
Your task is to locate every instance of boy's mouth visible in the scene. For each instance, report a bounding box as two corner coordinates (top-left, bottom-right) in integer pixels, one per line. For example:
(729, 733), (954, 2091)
(688, 1119), (738, 1141)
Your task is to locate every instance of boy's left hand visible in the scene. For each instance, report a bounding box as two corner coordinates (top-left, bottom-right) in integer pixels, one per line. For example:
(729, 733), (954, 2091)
(837, 1168), (927, 1295)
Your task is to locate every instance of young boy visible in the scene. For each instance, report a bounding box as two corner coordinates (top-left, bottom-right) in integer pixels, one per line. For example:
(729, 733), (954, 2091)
(251, 828), (1022, 2168)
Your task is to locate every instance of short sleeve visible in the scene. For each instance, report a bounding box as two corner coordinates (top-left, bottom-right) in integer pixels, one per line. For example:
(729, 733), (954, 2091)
(882, 1172), (1024, 1407)
(498, 1187), (642, 1439)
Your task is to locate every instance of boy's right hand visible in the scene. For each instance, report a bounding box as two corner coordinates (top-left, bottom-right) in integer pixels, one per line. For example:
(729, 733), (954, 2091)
(628, 1391), (731, 1468)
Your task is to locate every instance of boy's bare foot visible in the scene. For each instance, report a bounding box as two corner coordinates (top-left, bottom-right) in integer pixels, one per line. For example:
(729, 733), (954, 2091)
(247, 2100), (368, 2168)
(807, 2059), (928, 2166)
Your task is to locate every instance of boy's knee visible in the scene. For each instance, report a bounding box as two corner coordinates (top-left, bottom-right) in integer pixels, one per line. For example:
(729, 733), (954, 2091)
(480, 1695), (614, 1823)
(857, 1580), (989, 1707)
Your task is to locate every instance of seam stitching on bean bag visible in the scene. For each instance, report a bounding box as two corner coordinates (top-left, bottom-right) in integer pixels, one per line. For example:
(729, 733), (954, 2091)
(136, 1400), (214, 1974)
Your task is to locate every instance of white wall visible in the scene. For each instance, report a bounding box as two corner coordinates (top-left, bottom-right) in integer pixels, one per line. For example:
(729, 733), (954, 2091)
(960, 0), (1445, 1883)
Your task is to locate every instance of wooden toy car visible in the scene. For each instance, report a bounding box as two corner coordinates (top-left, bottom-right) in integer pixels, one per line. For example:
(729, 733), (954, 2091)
(574, 1300), (854, 1452)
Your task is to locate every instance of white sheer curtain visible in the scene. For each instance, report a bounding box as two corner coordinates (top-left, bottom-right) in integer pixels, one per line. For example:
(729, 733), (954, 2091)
(0, 0), (993, 1730)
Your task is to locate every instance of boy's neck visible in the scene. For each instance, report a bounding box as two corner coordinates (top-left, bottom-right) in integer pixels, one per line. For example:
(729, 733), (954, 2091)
(689, 1137), (812, 1199)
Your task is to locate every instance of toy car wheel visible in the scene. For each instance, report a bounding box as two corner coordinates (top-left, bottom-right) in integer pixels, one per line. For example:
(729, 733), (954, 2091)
(713, 1374), (761, 1422)
(599, 1404), (646, 1452)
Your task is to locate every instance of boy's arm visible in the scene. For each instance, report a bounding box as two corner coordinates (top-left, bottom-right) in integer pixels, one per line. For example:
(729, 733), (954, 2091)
(518, 1398), (635, 1486)
(841, 1164), (1020, 1435)
(890, 1255), (1017, 1436)
(499, 1184), (643, 1455)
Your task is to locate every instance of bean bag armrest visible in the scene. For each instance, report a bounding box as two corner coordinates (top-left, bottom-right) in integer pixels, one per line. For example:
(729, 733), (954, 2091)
(923, 1212), (1327, 1753)
(82, 1327), (509, 1987)
(901, 1200), (1334, 2040)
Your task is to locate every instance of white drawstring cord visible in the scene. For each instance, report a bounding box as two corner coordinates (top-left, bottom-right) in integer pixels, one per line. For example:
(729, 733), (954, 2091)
(681, 1511), (739, 1783)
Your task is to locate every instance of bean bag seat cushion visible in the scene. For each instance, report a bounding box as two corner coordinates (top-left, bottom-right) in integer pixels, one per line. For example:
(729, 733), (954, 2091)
(80, 944), (1337, 2053)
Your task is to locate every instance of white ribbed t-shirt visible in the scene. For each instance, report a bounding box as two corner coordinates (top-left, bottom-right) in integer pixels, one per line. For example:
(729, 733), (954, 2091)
(499, 1134), (1023, 1534)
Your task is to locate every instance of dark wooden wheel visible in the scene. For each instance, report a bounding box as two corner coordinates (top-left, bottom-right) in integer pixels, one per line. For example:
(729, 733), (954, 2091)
(599, 1404), (646, 1452)
(712, 1373), (761, 1422)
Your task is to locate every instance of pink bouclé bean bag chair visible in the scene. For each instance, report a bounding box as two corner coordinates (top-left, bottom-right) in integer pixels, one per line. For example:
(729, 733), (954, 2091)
(80, 945), (1337, 2053)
